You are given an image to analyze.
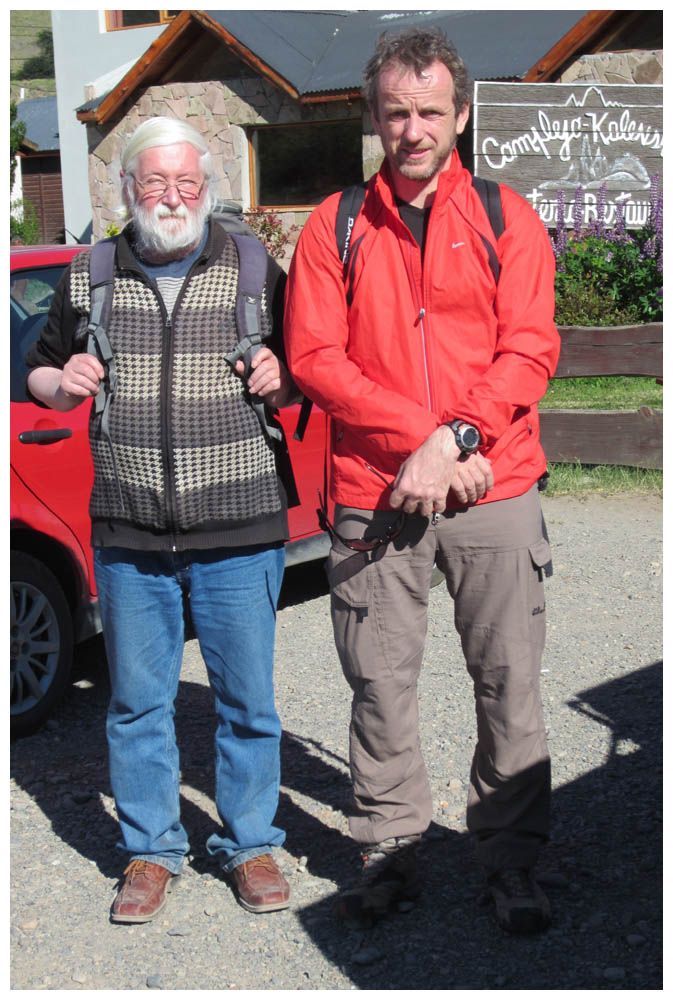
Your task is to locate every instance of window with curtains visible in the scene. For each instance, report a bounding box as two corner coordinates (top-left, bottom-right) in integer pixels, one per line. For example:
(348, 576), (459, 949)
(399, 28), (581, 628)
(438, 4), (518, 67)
(105, 11), (179, 31)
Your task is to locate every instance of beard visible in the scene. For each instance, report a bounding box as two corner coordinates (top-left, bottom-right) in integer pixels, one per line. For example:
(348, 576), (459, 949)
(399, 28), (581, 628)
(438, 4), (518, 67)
(131, 195), (211, 261)
(393, 137), (456, 183)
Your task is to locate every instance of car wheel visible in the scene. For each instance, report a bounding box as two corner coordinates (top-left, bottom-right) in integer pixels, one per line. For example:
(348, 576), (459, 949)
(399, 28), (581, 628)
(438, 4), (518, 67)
(10, 551), (74, 737)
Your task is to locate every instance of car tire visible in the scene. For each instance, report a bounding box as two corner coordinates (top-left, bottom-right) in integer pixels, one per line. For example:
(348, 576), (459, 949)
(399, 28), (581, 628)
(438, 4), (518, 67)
(10, 551), (74, 737)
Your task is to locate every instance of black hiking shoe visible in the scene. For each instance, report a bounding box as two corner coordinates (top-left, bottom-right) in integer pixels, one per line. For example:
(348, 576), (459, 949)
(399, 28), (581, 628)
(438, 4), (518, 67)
(486, 868), (552, 934)
(334, 835), (422, 929)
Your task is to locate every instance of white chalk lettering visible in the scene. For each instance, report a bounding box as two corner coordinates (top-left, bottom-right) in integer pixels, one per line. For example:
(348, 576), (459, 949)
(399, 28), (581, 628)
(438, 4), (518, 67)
(586, 109), (663, 151)
(481, 89), (663, 174)
(525, 189), (652, 228)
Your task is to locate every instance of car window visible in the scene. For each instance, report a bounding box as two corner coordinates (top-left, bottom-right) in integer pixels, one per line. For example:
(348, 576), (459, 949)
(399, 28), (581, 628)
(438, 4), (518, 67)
(10, 265), (67, 403)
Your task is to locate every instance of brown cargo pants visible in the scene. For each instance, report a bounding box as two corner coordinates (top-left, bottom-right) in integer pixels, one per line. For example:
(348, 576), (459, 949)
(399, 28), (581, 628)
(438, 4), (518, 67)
(326, 484), (552, 874)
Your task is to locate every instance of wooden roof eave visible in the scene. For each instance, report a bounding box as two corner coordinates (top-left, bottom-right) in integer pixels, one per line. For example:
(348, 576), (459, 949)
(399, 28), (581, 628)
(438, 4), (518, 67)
(523, 9), (627, 82)
(76, 10), (195, 125)
(76, 9), (301, 127)
(299, 89), (362, 105)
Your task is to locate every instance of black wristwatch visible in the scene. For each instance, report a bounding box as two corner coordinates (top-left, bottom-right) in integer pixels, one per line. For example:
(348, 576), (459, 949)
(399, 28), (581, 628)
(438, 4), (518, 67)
(446, 419), (480, 455)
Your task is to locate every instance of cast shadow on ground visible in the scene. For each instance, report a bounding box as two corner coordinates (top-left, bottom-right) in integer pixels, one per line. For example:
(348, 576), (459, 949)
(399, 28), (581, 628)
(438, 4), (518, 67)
(8, 560), (338, 883)
(9, 657), (356, 884)
(9, 595), (662, 989)
(292, 659), (663, 990)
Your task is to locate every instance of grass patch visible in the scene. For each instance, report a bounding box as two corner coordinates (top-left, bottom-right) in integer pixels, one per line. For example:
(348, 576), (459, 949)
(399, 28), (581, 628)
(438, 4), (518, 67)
(542, 463), (663, 498)
(540, 376), (663, 410)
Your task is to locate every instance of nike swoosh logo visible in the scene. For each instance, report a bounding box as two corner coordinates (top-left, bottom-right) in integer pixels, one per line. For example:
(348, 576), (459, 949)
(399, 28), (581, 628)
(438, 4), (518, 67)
(452, 242), (465, 249)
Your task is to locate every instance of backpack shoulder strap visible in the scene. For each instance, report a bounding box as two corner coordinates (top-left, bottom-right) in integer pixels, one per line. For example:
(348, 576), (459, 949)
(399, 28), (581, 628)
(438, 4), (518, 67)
(335, 182), (368, 276)
(87, 238), (116, 356)
(471, 175), (504, 284)
(87, 236), (124, 510)
(87, 237), (117, 415)
(212, 205), (270, 378)
(224, 228), (282, 443)
(224, 231), (269, 373)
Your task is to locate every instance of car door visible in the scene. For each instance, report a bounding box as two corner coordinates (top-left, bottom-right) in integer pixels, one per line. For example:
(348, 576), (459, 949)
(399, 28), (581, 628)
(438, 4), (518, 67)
(10, 259), (95, 571)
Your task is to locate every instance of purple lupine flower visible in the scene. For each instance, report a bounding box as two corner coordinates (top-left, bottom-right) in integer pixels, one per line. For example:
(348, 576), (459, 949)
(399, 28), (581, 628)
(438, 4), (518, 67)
(649, 173), (660, 222)
(642, 237), (656, 259)
(556, 189), (568, 257)
(572, 185), (584, 239)
(555, 242), (566, 272)
(646, 174), (663, 266)
(653, 191), (663, 249)
(614, 201), (627, 242)
(588, 183), (607, 238)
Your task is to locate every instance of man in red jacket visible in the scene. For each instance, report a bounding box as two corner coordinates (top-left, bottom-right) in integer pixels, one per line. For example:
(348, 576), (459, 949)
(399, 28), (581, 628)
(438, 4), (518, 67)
(285, 27), (560, 934)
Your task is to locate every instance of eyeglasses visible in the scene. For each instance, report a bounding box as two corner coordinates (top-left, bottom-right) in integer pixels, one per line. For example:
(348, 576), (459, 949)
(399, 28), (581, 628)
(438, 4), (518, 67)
(318, 496), (406, 552)
(317, 463), (406, 552)
(131, 175), (205, 200)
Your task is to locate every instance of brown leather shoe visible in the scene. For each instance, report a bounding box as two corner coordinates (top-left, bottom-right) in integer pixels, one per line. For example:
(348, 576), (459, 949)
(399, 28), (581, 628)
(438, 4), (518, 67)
(110, 860), (179, 923)
(229, 854), (290, 913)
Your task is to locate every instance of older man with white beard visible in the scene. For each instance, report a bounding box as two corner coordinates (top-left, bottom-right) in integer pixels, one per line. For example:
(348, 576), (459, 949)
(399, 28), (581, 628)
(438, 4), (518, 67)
(26, 117), (299, 922)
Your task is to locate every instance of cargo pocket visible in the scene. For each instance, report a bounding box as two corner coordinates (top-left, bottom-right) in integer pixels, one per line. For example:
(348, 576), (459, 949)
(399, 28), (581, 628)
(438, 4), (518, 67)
(528, 537), (551, 649)
(529, 537), (553, 581)
(325, 546), (375, 688)
(327, 544), (388, 684)
(326, 545), (371, 619)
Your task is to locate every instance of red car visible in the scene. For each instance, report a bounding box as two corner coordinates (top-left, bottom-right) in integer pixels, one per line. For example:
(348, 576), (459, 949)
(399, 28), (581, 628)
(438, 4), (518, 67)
(10, 244), (327, 736)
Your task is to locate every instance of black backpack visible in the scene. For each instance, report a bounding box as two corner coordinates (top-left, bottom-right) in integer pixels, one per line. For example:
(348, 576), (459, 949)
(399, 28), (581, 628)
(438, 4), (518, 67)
(85, 204), (279, 510)
(293, 175), (505, 441)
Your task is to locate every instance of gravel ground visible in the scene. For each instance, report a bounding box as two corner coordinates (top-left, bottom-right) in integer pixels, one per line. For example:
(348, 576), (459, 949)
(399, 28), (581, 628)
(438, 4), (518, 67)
(10, 493), (662, 991)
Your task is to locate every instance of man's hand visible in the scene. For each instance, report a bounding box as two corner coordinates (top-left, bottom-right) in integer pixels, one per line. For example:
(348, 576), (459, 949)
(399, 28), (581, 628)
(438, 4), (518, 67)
(60, 354), (105, 401)
(27, 357), (104, 412)
(389, 426), (495, 516)
(235, 347), (299, 408)
(389, 425), (460, 517)
(450, 451), (494, 505)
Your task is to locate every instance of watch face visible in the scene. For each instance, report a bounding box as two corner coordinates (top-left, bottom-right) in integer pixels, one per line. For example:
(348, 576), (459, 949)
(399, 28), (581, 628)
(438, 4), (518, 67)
(460, 426), (480, 451)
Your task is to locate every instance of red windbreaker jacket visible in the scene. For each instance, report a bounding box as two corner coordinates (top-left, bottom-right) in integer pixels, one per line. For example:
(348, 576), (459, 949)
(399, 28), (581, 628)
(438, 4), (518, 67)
(284, 150), (560, 510)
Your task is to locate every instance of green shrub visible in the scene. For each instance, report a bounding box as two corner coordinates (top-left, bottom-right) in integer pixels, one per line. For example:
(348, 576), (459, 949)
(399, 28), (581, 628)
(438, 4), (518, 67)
(10, 197), (41, 244)
(544, 179), (662, 326)
(10, 100), (25, 191)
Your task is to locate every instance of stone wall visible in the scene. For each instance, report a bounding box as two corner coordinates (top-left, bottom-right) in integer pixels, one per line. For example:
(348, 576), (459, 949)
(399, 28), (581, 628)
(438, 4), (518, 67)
(86, 78), (362, 247)
(362, 108), (384, 181)
(560, 50), (663, 86)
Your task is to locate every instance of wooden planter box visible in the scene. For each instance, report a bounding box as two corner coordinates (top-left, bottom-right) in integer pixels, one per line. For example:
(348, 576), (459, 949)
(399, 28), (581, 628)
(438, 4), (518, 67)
(539, 322), (663, 470)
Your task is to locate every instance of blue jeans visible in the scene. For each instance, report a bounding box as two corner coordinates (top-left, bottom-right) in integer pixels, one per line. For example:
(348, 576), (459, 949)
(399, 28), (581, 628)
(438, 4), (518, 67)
(94, 544), (286, 875)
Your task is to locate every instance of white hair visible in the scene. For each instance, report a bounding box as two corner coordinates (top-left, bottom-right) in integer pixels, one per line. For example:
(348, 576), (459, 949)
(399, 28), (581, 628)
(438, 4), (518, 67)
(119, 116), (215, 212)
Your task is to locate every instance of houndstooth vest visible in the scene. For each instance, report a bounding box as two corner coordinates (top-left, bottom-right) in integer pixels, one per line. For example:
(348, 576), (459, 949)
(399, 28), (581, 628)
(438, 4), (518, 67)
(68, 230), (282, 538)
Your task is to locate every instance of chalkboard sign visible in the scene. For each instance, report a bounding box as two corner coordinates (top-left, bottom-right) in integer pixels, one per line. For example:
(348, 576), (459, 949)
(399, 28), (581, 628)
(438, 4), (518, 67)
(473, 82), (663, 229)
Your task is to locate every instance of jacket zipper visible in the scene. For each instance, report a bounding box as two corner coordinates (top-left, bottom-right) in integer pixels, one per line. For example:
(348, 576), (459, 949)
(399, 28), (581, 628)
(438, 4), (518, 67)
(405, 238), (432, 411)
(161, 270), (203, 551)
(120, 262), (197, 552)
(160, 312), (177, 550)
